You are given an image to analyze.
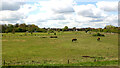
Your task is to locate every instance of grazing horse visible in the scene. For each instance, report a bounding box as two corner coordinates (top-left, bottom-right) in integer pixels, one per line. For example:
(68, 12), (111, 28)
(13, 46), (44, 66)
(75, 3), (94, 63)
(72, 39), (77, 42)
(97, 37), (100, 41)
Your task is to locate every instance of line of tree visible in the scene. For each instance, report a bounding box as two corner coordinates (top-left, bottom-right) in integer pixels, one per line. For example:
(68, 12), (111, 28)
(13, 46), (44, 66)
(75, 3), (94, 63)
(1, 23), (47, 34)
(91, 25), (119, 33)
(0, 23), (120, 34)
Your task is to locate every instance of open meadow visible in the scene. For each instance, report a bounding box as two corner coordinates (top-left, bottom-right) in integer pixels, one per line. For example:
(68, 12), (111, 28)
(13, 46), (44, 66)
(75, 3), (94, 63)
(2, 31), (118, 66)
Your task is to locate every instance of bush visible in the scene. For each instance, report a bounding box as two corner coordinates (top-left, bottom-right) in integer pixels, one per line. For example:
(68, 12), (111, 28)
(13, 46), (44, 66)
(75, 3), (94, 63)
(48, 29), (54, 33)
(37, 28), (47, 33)
(40, 36), (47, 38)
(50, 36), (57, 38)
(92, 33), (105, 37)
(54, 33), (56, 35)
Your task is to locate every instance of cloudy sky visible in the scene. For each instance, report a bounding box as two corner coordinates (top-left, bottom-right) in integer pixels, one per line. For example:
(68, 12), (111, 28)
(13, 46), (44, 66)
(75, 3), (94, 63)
(0, 0), (119, 28)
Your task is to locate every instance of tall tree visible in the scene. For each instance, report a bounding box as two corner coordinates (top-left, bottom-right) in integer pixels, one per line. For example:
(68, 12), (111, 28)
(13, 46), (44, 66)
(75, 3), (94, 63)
(12, 28), (15, 34)
(19, 23), (26, 32)
(104, 25), (115, 29)
(15, 23), (19, 28)
(63, 26), (68, 31)
(73, 27), (76, 31)
(8, 24), (14, 32)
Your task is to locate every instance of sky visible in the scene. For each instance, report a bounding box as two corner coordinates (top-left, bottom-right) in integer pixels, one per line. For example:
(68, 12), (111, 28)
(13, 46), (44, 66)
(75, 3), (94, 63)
(0, 0), (119, 28)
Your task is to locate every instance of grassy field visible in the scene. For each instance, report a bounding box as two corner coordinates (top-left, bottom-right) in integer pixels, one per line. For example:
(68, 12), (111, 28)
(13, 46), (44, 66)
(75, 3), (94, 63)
(2, 31), (118, 66)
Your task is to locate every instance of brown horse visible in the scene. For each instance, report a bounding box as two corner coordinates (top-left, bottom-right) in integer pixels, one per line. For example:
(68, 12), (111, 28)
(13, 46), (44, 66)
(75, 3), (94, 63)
(72, 39), (77, 42)
(97, 37), (100, 41)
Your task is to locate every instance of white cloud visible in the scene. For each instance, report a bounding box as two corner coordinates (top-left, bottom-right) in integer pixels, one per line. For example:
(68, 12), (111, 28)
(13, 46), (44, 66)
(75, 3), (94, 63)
(0, 2), (40, 24)
(104, 15), (118, 26)
(74, 4), (107, 18)
(96, 1), (118, 12)
(38, 0), (75, 14)
(24, 13), (66, 23)
(18, 3), (38, 15)
(2, 1), (25, 11)
(0, 0), (118, 28)
(0, 10), (25, 21)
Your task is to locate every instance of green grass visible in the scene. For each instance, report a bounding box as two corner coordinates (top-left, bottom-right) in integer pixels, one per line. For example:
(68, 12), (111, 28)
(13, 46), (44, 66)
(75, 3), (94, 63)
(3, 60), (118, 66)
(2, 31), (118, 66)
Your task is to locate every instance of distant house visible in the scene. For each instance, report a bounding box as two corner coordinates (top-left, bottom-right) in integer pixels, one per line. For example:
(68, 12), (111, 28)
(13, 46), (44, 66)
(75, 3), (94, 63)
(34, 31), (37, 33)
(26, 31), (29, 33)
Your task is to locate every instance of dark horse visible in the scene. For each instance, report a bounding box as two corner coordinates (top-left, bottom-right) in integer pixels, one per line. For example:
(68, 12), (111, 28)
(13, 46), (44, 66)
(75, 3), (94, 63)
(97, 37), (100, 41)
(72, 39), (77, 42)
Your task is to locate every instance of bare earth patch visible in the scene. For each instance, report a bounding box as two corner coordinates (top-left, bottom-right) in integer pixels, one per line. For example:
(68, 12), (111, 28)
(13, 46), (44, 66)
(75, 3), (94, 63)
(2, 40), (8, 41)
(12, 40), (26, 42)
(2, 39), (26, 42)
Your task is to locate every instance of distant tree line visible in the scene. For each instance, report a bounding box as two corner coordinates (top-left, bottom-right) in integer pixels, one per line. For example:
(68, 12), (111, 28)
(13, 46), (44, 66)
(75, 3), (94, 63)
(91, 25), (119, 33)
(0, 23), (120, 34)
(1, 23), (47, 34)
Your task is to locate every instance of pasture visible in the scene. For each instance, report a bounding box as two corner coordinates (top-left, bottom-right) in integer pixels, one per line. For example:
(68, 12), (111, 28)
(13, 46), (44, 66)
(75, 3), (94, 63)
(2, 31), (118, 66)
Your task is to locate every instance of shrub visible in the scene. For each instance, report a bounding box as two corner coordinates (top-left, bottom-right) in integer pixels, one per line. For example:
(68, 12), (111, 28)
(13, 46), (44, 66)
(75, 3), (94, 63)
(50, 36), (57, 38)
(92, 33), (105, 37)
(37, 28), (47, 33)
(54, 33), (56, 35)
(40, 36), (47, 38)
